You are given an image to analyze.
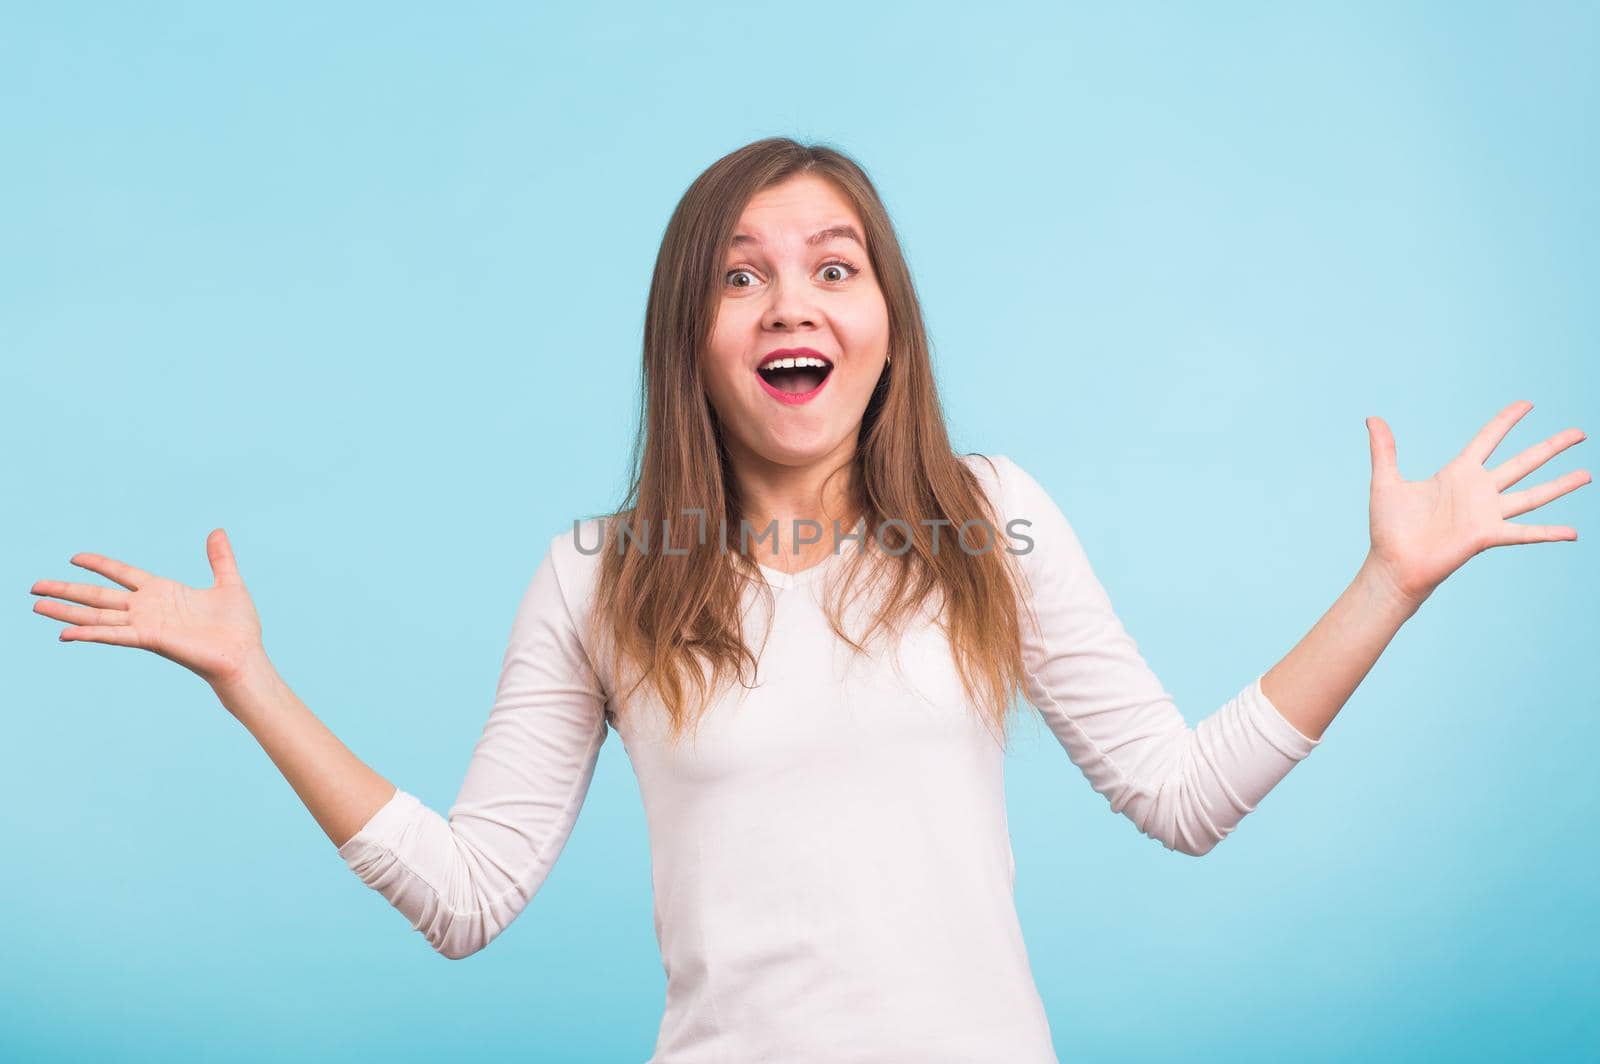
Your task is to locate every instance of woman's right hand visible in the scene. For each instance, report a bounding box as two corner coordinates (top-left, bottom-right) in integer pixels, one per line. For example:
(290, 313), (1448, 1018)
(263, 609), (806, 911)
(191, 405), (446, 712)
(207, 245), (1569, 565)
(31, 528), (268, 690)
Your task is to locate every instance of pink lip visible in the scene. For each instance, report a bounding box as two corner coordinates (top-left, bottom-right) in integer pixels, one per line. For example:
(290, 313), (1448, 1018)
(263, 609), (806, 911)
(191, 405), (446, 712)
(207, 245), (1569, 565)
(754, 347), (834, 406)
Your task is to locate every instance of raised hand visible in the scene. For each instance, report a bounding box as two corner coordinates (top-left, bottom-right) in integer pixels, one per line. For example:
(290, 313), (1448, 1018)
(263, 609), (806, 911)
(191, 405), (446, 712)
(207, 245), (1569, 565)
(30, 528), (267, 690)
(1363, 400), (1589, 610)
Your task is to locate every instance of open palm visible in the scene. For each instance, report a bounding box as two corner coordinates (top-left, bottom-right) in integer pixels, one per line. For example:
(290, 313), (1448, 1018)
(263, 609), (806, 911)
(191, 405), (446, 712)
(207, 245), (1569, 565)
(1365, 400), (1589, 608)
(30, 528), (265, 689)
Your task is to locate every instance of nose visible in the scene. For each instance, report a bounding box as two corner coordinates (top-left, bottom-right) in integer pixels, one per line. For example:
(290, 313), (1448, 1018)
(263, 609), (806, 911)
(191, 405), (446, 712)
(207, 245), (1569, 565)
(761, 273), (821, 331)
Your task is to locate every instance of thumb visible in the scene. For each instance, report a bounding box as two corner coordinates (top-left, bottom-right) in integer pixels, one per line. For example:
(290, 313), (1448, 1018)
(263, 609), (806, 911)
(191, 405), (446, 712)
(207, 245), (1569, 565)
(1366, 415), (1400, 486)
(206, 527), (243, 587)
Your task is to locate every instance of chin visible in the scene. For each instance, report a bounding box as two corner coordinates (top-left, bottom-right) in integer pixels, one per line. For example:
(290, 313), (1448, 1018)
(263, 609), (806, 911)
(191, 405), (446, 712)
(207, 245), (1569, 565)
(750, 435), (839, 467)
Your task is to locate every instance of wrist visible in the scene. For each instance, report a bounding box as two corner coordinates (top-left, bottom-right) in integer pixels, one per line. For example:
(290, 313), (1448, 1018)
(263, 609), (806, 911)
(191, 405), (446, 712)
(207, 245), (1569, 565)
(1357, 552), (1426, 621)
(210, 646), (280, 706)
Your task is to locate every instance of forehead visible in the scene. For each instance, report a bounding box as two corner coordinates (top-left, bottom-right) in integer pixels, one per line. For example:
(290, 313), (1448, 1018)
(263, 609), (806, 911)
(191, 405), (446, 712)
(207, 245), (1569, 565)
(731, 174), (863, 243)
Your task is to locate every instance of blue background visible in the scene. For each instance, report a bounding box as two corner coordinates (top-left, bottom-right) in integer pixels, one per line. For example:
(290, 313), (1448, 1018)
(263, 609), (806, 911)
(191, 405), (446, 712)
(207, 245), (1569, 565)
(5, 3), (1595, 1061)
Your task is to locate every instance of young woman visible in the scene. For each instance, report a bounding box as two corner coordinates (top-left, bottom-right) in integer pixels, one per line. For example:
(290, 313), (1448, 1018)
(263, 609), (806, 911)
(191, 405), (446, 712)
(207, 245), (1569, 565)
(31, 138), (1588, 1062)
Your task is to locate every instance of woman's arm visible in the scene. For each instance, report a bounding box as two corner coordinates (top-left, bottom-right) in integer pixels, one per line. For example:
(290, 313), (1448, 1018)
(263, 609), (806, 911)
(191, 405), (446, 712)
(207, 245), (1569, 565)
(211, 653), (398, 851)
(1261, 403), (1586, 743)
(32, 524), (613, 960)
(1255, 555), (1417, 745)
(33, 529), (397, 850)
(977, 402), (1584, 856)
(324, 530), (613, 960)
(977, 453), (1321, 857)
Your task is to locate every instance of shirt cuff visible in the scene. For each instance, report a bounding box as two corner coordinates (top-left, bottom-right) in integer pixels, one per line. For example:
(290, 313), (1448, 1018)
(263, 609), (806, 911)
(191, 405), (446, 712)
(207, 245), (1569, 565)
(1241, 672), (1321, 760)
(336, 786), (423, 864)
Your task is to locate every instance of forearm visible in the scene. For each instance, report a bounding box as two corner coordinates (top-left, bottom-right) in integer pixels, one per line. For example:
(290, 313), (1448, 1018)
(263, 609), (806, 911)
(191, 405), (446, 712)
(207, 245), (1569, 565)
(211, 651), (397, 850)
(1259, 551), (1422, 743)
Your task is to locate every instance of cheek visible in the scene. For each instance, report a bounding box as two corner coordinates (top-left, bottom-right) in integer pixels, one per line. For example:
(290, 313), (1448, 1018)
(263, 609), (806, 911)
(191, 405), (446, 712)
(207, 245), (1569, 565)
(708, 301), (757, 356)
(701, 356), (741, 409)
(703, 316), (756, 403)
(837, 293), (891, 358)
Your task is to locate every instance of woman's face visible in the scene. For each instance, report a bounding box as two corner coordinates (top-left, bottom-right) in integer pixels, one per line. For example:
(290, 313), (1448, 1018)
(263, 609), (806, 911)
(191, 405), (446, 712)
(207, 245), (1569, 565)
(702, 173), (890, 472)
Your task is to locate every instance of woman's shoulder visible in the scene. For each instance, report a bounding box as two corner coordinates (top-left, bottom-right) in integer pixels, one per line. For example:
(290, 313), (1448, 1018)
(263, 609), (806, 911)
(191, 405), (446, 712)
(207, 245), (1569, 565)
(958, 451), (1028, 511)
(545, 515), (609, 587)
(958, 451), (1056, 512)
(510, 516), (610, 634)
(956, 452), (1078, 578)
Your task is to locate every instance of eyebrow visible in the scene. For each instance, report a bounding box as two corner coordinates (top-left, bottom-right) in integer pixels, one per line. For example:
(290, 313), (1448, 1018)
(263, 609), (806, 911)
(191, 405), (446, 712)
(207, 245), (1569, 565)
(729, 224), (866, 250)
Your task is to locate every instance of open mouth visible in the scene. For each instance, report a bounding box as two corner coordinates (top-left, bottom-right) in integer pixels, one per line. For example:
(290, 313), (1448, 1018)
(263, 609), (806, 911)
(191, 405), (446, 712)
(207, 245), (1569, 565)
(756, 353), (834, 395)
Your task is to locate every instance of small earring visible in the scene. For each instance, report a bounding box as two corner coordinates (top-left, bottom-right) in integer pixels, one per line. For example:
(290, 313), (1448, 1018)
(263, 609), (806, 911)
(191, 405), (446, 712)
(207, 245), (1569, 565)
(886, 354), (893, 365)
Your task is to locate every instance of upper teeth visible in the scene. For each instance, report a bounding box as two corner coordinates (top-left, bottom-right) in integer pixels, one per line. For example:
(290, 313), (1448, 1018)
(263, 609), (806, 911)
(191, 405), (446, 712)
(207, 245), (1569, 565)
(760, 356), (830, 371)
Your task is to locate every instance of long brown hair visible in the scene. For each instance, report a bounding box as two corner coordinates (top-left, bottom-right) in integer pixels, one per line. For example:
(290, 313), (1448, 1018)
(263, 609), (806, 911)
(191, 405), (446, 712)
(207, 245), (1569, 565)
(586, 136), (1033, 748)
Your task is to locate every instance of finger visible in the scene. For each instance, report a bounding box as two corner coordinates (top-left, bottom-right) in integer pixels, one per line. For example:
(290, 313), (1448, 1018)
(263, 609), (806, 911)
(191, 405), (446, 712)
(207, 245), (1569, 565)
(1489, 427), (1588, 492)
(33, 599), (129, 627)
(59, 624), (145, 646)
(1492, 522), (1579, 546)
(206, 528), (243, 587)
(1459, 399), (1535, 467)
(68, 553), (157, 592)
(1367, 416), (1401, 484)
(1500, 468), (1593, 519)
(29, 579), (130, 609)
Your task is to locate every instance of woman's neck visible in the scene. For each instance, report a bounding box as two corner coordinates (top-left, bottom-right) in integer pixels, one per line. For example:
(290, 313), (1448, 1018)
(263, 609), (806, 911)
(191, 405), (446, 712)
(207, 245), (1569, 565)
(729, 442), (862, 568)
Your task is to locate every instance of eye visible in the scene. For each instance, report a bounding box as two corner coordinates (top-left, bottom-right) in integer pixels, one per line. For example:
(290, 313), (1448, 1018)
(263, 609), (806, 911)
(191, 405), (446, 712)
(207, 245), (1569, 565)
(722, 258), (862, 290)
(817, 258), (860, 283)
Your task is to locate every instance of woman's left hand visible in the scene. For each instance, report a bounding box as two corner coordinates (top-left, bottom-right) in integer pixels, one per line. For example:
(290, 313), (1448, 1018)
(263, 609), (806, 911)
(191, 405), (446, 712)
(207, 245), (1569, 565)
(1363, 400), (1589, 611)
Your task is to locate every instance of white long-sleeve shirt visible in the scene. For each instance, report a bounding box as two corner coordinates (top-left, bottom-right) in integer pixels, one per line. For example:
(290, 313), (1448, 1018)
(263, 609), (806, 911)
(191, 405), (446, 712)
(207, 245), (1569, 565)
(337, 453), (1321, 1063)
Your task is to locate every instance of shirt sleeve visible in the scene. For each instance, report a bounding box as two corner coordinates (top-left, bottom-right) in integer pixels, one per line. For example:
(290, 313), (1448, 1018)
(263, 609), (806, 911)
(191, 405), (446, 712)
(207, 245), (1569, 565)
(987, 453), (1320, 856)
(335, 529), (611, 957)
